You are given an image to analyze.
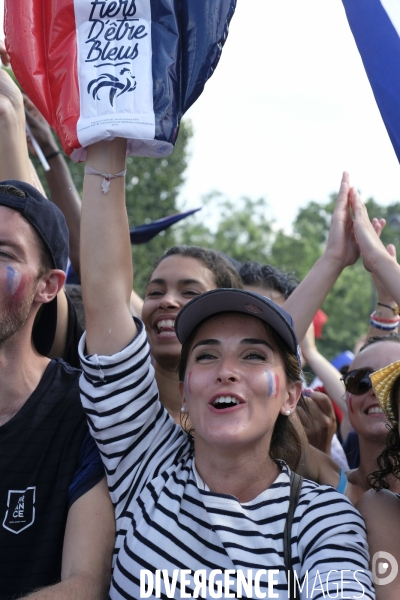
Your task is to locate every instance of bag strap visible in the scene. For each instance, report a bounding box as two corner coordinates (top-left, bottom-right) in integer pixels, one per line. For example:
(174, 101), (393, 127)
(283, 471), (303, 599)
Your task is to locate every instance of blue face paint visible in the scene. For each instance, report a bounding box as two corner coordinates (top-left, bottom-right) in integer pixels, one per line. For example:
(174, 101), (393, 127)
(265, 370), (278, 397)
(6, 266), (22, 295)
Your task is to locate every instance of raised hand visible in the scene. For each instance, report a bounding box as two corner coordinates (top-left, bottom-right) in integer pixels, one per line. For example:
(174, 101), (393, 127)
(298, 391), (337, 455)
(324, 172), (360, 268)
(284, 172), (360, 343)
(24, 96), (59, 157)
(350, 187), (400, 307)
(0, 44), (31, 183)
(350, 187), (390, 272)
(0, 43), (24, 119)
(0, 39), (10, 67)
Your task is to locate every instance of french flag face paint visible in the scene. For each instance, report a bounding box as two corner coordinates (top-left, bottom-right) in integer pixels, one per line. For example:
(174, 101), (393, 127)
(6, 267), (22, 296)
(5, 0), (236, 162)
(265, 370), (279, 398)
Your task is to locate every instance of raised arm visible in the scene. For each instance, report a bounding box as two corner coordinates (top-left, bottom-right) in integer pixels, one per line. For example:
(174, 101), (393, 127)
(81, 139), (137, 355)
(284, 172), (360, 342)
(0, 45), (32, 183)
(351, 188), (400, 307)
(300, 323), (347, 414)
(24, 97), (82, 277)
(364, 218), (399, 339)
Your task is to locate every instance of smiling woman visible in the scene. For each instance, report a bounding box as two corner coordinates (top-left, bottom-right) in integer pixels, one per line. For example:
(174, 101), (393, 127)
(141, 245), (242, 422)
(177, 302), (307, 472)
(79, 140), (377, 600)
(355, 356), (400, 600)
(80, 286), (375, 599)
(340, 337), (400, 501)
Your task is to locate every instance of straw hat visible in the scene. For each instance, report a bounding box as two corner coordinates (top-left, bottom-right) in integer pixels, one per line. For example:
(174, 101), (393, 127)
(370, 360), (400, 424)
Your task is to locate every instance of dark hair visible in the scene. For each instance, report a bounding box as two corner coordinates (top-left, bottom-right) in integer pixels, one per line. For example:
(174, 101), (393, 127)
(178, 314), (306, 471)
(359, 332), (400, 353)
(0, 184), (27, 199)
(0, 184), (54, 277)
(358, 334), (400, 489)
(368, 374), (400, 490)
(154, 246), (243, 289)
(239, 261), (298, 299)
(36, 236), (54, 278)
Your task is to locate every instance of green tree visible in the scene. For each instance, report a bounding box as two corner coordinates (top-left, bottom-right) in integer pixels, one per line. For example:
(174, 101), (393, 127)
(175, 193), (275, 264)
(176, 189), (399, 359)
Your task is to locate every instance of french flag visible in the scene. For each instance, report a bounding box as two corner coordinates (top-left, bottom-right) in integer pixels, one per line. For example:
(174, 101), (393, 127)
(342, 0), (400, 162)
(5, 0), (236, 161)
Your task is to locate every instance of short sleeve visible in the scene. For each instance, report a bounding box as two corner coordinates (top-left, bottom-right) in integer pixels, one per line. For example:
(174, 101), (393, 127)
(68, 430), (104, 507)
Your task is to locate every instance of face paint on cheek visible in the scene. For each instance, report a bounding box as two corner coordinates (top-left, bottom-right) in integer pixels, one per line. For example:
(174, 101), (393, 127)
(348, 395), (354, 414)
(265, 370), (279, 398)
(6, 266), (22, 295)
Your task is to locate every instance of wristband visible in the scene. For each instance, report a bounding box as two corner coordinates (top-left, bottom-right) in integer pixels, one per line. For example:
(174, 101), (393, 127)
(370, 318), (399, 331)
(45, 150), (61, 160)
(370, 311), (400, 324)
(377, 302), (400, 315)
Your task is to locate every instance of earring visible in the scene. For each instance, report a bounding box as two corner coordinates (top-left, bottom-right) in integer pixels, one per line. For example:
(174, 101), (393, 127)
(181, 406), (186, 414)
(285, 410), (291, 416)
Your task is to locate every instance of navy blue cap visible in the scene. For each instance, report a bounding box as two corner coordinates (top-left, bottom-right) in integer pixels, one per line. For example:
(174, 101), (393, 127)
(175, 288), (300, 363)
(0, 181), (69, 355)
(0, 181), (69, 270)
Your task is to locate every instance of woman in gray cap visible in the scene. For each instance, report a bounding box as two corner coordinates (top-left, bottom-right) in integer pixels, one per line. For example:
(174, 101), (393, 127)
(79, 139), (374, 600)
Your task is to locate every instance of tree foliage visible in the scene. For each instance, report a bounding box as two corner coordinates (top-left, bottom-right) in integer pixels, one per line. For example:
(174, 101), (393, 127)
(176, 193), (275, 264)
(32, 118), (400, 359)
(178, 190), (400, 359)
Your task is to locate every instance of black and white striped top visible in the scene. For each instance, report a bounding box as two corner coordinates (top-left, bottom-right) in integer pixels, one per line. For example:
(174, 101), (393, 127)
(79, 322), (375, 600)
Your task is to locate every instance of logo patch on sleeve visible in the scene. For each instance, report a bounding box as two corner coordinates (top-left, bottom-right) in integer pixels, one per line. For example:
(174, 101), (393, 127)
(2, 487), (36, 534)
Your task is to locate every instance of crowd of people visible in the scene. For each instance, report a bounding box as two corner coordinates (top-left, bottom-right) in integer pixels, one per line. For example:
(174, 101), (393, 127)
(0, 38), (399, 600)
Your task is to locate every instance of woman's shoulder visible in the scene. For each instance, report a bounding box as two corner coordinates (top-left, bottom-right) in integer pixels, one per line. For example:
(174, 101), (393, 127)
(278, 463), (360, 515)
(295, 474), (366, 533)
(280, 462), (350, 504)
(79, 318), (151, 381)
(298, 473), (352, 502)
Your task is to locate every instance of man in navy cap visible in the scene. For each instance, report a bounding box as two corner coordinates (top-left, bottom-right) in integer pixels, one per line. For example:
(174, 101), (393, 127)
(0, 180), (115, 599)
(0, 45), (115, 599)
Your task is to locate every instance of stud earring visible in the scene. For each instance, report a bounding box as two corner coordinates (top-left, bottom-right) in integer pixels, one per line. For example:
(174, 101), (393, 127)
(285, 410), (291, 416)
(181, 406), (186, 414)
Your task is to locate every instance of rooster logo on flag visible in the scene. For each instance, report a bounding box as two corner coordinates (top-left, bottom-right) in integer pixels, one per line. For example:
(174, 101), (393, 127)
(88, 69), (137, 107)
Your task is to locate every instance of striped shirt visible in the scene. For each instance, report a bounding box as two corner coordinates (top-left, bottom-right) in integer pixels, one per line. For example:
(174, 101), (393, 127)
(79, 322), (375, 600)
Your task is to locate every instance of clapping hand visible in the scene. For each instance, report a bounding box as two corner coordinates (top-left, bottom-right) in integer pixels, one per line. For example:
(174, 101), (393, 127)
(350, 187), (394, 273)
(324, 172), (360, 269)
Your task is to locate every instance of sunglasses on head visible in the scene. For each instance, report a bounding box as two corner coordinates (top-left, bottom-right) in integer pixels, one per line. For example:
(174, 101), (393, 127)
(341, 368), (374, 395)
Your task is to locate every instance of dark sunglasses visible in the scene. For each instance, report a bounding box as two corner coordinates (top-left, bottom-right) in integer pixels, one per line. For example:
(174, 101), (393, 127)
(341, 368), (374, 395)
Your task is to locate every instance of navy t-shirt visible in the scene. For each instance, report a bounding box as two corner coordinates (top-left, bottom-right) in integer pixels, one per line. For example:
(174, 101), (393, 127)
(0, 359), (104, 599)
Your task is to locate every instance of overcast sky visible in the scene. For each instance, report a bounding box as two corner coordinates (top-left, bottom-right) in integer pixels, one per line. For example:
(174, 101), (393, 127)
(2, 1), (400, 231)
